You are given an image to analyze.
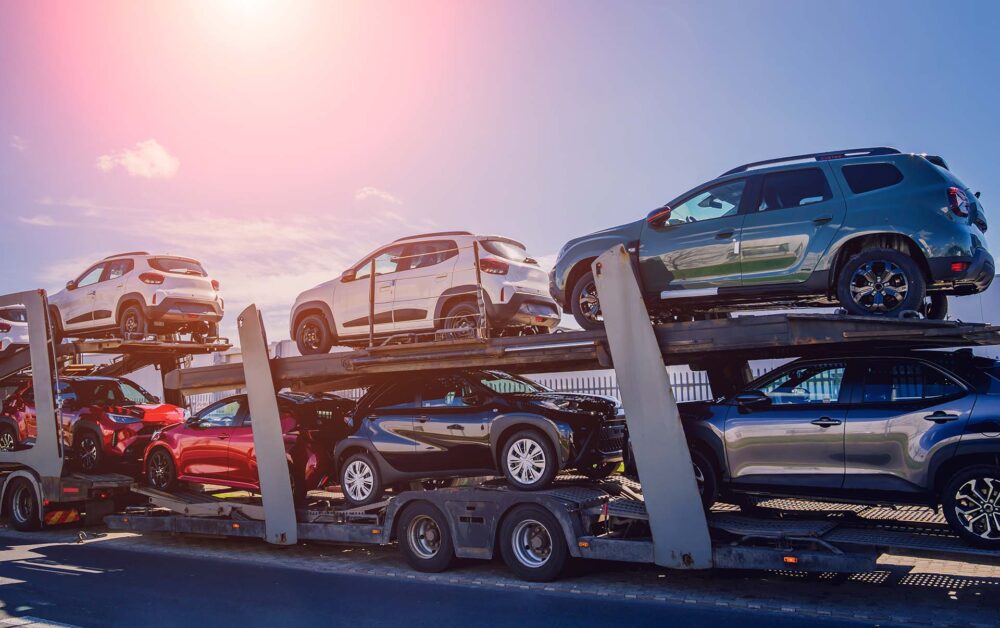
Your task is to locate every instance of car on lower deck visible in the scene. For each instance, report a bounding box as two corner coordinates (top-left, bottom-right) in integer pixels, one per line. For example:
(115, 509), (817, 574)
(290, 232), (561, 353)
(552, 148), (992, 329)
(334, 369), (626, 506)
(143, 392), (355, 505)
(676, 349), (1000, 548)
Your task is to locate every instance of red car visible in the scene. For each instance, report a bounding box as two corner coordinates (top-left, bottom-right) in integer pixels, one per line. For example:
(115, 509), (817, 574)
(0, 375), (185, 470)
(143, 392), (353, 505)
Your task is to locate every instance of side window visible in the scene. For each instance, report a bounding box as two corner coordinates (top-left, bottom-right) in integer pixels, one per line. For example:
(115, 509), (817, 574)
(403, 241), (458, 271)
(55, 381), (77, 407)
(841, 163), (904, 195)
(118, 380), (153, 404)
(758, 168), (832, 211)
(667, 179), (746, 225)
(76, 264), (106, 288)
(198, 399), (245, 427)
(421, 377), (475, 408)
(370, 382), (420, 410)
(862, 362), (964, 403)
(355, 245), (407, 281)
(105, 259), (134, 281)
(757, 362), (846, 405)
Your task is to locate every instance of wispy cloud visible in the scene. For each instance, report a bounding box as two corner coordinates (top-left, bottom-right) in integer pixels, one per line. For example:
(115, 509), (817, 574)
(355, 186), (402, 205)
(96, 139), (179, 179)
(35, 196), (148, 218)
(9, 135), (25, 152)
(18, 215), (64, 227)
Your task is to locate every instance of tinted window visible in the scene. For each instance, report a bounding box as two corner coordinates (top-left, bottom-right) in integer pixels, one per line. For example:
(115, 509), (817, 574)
(355, 245), (407, 281)
(105, 259), (134, 280)
(76, 264), (105, 288)
(0, 307), (27, 323)
(370, 381), (420, 410)
(842, 163), (904, 194)
(668, 179), (746, 225)
(198, 399), (244, 427)
(148, 257), (207, 276)
(75, 379), (156, 406)
(478, 371), (545, 394)
(480, 239), (529, 263)
(862, 362), (964, 403)
(757, 363), (845, 405)
(758, 168), (832, 211)
(401, 241), (459, 271)
(421, 377), (476, 408)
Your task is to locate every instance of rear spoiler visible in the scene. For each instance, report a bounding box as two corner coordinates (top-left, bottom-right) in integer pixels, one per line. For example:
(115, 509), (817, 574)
(924, 154), (950, 170)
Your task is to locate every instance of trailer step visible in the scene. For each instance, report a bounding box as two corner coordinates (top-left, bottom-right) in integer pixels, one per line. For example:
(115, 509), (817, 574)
(708, 513), (837, 539)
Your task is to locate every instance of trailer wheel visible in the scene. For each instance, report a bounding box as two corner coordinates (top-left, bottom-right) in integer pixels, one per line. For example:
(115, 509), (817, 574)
(340, 452), (383, 506)
(942, 465), (1000, 549)
(499, 504), (567, 582)
(397, 502), (455, 573)
(501, 429), (557, 491)
(6, 478), (41, 531)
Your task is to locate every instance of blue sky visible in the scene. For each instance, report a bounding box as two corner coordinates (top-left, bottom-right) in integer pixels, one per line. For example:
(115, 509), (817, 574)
(2, 0), (998, 339)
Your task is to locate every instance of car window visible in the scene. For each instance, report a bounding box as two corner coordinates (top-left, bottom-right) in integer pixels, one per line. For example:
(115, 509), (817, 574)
(479, 239), (529, 263)
(148, 257), (207, 276)
(0, 307), (27, 323)
(76, 264), (106, 288)
(104, 259), (134, 281)
(355, 245), (407, 281)
(862, 361), (964, 403)
(370, 382), (420, 410)
(757, 362), (845, 405)
(841, 163), (904, 194)
(667, 179), (746, 225)
(54, 381), (77, 407)
(421, 377), (477, 408)
(401, 241), (459, 271)
(478, 370), (546, 394)
(198, 399), (245, 427)
(758, 168), (832, 211)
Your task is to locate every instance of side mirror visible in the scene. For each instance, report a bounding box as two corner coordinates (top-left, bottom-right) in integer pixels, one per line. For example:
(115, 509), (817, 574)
(645, 205), (671, 226)
(340, 269), (356, 282)
(975, 191), (981, 199)
(734, 390), (771, 410)
(65, 280), (76, 291)
(462, 394), (481, 406)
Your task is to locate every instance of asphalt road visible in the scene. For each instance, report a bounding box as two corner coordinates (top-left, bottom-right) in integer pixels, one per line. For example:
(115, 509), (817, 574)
(0, 534), (864, 628)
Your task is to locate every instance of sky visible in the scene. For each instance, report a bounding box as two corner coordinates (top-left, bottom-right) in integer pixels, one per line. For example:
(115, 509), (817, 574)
(2, 0), (999, 341)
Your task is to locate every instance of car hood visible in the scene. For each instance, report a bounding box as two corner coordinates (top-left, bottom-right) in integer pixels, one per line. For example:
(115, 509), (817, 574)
(506, 392), (619, 421)
(92, 403), (186, 425)
(558, 220), (644, 258)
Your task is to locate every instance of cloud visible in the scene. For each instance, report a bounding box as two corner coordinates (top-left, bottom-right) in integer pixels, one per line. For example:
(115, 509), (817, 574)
(18, 215), (63, 227)
(35, 196), (147, 218)
(355, 186), (402, 205)
(9, 135), (25, 151)
(96, 139), (179, 179)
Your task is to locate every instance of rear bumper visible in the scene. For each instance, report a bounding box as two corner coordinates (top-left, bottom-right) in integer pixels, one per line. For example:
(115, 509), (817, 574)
(928, 248), (995, 294)
(486, 292), (561, 329)
(148, 298), (223, 324)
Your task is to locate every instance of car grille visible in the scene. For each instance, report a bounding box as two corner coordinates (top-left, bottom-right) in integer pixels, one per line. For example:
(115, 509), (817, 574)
(598, 423), (626, 453)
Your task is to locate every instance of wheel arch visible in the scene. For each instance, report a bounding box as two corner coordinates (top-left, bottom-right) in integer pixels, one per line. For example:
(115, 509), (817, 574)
(143, 442), (179, 475)
(932, 450), (1000, 495)
(564, 257), (597, 309)
(828, 232), (932, 294)
(290, 301), (335, 338)
(495, 499), (583, 560)
(433, 286), (487, 330)
(115, 293), (148, 323)
(489, 415), (566, 469)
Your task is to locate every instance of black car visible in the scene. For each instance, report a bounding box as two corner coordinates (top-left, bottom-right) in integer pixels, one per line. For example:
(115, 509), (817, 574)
(334, 370), (626, 506)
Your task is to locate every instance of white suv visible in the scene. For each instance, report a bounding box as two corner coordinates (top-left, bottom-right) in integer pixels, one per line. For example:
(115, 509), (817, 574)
(290, 231), (561, 352)
(48, 252), (224, 341)
(0, 306), (29, 352)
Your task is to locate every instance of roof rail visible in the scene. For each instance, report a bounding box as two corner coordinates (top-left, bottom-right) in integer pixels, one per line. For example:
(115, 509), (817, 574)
(103, 251), (150, 260)
(393, 231), (473, 242)
(721, 147), (901, 176)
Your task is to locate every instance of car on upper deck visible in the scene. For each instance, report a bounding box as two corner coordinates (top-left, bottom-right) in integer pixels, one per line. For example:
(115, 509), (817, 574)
(0, 306), (29, 353)
(552, 148), (993, 329)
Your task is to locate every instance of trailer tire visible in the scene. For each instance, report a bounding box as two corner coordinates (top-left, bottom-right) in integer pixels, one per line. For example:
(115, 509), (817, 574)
(941, 464), (1000, 549)
(499, 504), (568, 582)
(340, 452), (383, 506)
(501, 429), (557, 491)
(397, 502), (455, 573)
(6, 477), (41, 531)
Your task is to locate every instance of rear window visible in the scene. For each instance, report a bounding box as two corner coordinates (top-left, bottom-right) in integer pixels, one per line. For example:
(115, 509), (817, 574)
(0, 307), (27, 323)
(758, 168), (832, 211)
(841, 163), (904, 194)
(148, 257), (207, 276)
(480, 239), (531, 263)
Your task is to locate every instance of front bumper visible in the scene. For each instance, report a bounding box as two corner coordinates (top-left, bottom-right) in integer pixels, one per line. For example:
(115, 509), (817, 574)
(148, 297), (223, 324)
(104, 423), (173, 462)
(928, 248), (995, 294)
(571, 420), (627, 467)
(486, 292), (561, 329)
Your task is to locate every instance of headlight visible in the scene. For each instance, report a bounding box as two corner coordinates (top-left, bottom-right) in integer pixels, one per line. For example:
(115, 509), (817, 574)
(532, 398), (575, 412)
(107, 413), (142, 424)
(150, 428), (163, 441)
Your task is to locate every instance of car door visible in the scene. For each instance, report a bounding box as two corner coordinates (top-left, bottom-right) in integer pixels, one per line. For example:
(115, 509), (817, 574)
(62, 263), (106, 331)
(844, 358), (975, 493)
(738, 164), (847, 286)
(391, 240), (459, 332)
(179, 398), (246, 481)
(334, 246), (403, 340)
(359, 381), (421, 471)
(411, 375), (493, 471)
(725, 360), (848, 489)
(94, 258), (134, 326)
(639, 178), (749, 301)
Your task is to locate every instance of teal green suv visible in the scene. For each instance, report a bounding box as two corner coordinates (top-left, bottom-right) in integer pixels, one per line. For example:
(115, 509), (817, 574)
(551, 148), (993, 329)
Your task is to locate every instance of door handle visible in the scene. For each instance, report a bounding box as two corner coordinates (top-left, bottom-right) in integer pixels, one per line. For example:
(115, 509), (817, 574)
(435, 274), (448, 280)
(86, 291), (97, 296)
(924, 411), (960, 424)
(417, 416), (429, 423)
(216, 433), (230, 440)
(715, 230), (734, 239)
(810, 417), (842, 428)
(813, 216), (833, 225)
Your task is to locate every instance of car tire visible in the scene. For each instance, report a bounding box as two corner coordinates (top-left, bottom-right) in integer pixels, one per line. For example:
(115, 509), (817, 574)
(836, 248), (926, 317)
(49, 307), (64, 343)
(75, 430), (104, 473)
(569, 270), (604, 331)
(295, 314), (334, 355)
(691, 449), (718, 510)
(340, 452), (383, 507)
(397, 501), (456, 573)
(119, 304), (148, 339)
(441, 301), (481, 338)
(501, 429), (558, 491)
(146, 448), (176, 491)
(289, 466), (307, 507)
(0, 424), (19, 452)
(924, 294), (948, 320)
(499, 504), (568, 582)
(5, 477), (41, 531)
(941, 465), (1000, 549)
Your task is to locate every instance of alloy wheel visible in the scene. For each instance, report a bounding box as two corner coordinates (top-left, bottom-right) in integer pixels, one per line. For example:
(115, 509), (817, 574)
(79, 435), (99, 470)
(301, 323), (321, 350)
(577, 281), (602, 323)
(124, 314), (139, 334)
(407, 514), (442, 559)
(953, 477), (1000, 541)
(511, 519), (552, 567)
(344, 460), (374, 503)
(148, 452), (171, 489)
(692, 462), (705, 496)
(506, 438), (547, 485)
(849, 261), (909, 313)
(0, 431), (15, 452)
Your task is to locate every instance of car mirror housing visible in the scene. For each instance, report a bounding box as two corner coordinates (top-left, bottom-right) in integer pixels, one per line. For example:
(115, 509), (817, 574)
(340, 269), (356, 282)
(65, 280), (76, 291)
(734, 390), (771, 410)
(645, 205), (671, 226)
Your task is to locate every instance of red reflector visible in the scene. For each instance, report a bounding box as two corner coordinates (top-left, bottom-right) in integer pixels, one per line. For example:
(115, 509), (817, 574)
(479, 258), (509, 275)
(63, 486), (80, 494)
(783, 556), (800, 565)
(139, 272), (165, 285)
(0, 322), (9, 333)
(951, 262), (970, 273)
(211, 279), (220, 291)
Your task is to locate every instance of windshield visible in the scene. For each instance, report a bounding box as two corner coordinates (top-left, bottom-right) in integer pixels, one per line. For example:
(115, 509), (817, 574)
(479, 239), (530, 263)
(74, 380), (156, 406)
(0, 307), (27, 323)
(148, 257), (207, 276)
(476, 370), (548, 395)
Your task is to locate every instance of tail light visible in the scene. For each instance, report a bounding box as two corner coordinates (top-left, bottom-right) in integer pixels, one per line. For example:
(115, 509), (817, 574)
(139, 272), (165, 285)
(948, 187), (970, 217)
(479, 258), (509, 275)
(0, 323), (10, 333)
(211, 279), (220, 291)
